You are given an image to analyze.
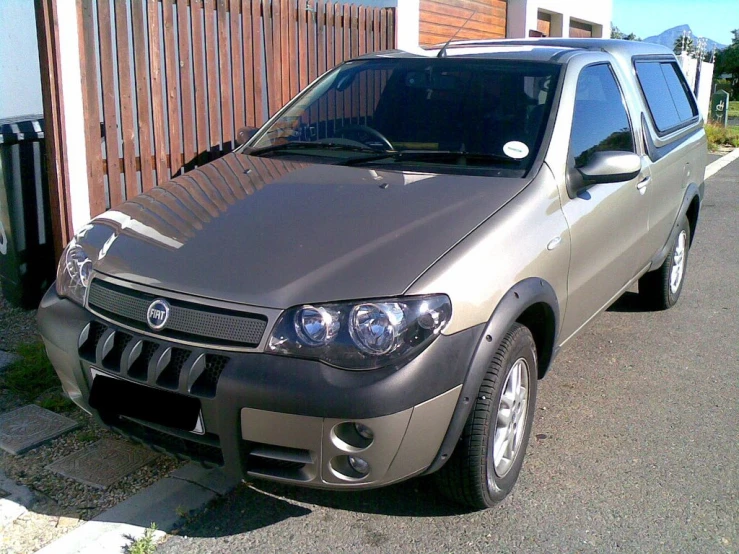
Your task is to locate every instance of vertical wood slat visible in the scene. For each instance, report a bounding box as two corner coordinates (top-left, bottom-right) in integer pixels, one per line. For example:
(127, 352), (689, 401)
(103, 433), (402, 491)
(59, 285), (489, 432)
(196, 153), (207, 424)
(298, 0), (308, 91)
(130, 0), (154, 191)
(251, 0), (266, 125)
(350, 5), (359, 122)
(191, 0), (209, 162)
(325, 1), (334, 127)
(97, 0), (123, 208)
(230, 0), (245, 131)
(334, 3), (343, 125)
(306, 1), (317, 124)
(387, 6), (395, 48)
(307, 0), (317, 83)
(217, 0), (232, 148)
(288, 0), (298, 98)
(271, 0), (282, 112)
(280, 0), (290, 106)
(35, 0), (72, 255)
(204, 0), (220, 157)
(243, 0), (256, 127)
(113, 0), (138, 200)
(380, 8), (387, 53)
(78, 1), (106, 214)
(342, 3), (351, 120)
(162, 0), (182, 174)
(316, 0), (326, 136)
(178, 0), (196, 169)
(148, 0), (169, 182)
(262, 0), (277, 115)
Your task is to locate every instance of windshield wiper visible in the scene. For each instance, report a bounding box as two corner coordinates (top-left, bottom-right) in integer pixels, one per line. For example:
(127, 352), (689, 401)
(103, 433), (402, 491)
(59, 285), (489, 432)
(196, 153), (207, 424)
(246, 141), (382, 156)
(342, 150), (519, 166)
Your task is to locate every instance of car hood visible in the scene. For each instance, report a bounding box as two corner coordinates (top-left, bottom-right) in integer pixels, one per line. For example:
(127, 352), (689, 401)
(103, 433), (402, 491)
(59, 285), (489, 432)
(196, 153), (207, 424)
(78, 153), (531, 308)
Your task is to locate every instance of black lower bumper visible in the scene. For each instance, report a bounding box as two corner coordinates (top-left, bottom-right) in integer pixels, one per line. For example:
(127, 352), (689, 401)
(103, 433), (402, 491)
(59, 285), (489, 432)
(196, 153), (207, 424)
(38, 287), (481, 488)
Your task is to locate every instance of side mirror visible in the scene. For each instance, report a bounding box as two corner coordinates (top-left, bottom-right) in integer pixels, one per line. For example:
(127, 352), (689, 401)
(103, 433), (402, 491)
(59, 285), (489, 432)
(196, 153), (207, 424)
(568, 151), (642, 197)
(235, 127), (259, 146)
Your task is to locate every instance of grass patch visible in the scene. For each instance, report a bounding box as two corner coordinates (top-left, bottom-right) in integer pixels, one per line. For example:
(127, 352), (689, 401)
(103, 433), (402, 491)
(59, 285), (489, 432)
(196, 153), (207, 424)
(76, 430), (98, 443)
(126, 523), (159, 554)
(705, 123), (739, 150)
(1, 342), (71, 410)
(729, 100), (739, 118)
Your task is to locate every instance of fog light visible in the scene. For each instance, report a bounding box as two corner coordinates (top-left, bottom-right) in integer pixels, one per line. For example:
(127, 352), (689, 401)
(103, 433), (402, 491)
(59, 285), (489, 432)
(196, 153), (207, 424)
(348, 456), (370, 475)
(354, 423), (374, 440)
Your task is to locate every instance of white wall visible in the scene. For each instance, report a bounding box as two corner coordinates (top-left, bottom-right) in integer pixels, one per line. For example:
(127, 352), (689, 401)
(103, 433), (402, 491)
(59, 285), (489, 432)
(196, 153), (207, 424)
(0, 0), (43, 119)
(507, 0), (612, 39)
(677, 54), (714, 120)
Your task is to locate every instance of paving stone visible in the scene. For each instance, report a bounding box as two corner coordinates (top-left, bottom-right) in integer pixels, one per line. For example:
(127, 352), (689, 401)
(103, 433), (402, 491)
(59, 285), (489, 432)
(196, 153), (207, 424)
(0, 350), (20, 374)
(0, 470), (35, 529)
(0, 405), (81, 455)
(45, 439), (159, 489)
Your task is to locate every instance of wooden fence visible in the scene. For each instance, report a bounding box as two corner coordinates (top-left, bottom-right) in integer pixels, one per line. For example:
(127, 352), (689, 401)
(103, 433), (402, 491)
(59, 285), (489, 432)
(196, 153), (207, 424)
(76, 0), (396, 216)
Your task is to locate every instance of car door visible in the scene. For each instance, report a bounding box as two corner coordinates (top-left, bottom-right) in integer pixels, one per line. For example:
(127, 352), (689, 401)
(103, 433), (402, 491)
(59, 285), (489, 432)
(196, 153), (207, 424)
(558, 62), (651, 341)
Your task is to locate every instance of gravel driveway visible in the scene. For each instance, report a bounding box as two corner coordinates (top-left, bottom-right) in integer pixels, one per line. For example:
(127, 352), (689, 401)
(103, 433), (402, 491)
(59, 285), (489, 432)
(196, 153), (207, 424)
(0, 294), (39, 353)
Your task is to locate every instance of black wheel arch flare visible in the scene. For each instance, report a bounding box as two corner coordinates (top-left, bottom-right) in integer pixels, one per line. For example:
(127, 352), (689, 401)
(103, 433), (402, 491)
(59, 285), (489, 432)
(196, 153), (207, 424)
(424, 277), (560, 475)
(649, 182), (703, 271)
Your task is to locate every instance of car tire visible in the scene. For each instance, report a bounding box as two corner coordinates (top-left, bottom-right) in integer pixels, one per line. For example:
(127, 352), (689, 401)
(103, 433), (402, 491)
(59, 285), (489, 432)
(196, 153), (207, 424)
(639, 216), (691, 310)
(434, 323), (538, 509)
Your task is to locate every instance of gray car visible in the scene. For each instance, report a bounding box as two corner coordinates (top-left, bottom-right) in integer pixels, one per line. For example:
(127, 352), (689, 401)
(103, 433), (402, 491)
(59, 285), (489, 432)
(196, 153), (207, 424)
(38, 39), (706, 509)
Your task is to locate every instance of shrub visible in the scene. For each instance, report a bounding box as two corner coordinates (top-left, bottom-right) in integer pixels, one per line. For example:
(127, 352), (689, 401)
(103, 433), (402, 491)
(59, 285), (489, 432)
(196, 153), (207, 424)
(705, 123), (739, 150)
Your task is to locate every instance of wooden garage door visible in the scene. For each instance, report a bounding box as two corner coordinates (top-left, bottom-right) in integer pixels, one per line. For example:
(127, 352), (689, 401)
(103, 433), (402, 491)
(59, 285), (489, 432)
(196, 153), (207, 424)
(419, 0), (507, 47)
(569, 19), (593, 38)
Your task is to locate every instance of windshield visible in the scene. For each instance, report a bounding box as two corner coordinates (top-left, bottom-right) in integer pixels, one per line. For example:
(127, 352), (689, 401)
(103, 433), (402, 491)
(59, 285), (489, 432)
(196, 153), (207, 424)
(248, 58), (561, 174)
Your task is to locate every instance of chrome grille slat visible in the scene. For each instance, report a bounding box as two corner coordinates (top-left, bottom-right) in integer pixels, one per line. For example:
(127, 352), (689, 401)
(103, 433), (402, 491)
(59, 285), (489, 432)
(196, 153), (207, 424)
(87, 279), (267, 347)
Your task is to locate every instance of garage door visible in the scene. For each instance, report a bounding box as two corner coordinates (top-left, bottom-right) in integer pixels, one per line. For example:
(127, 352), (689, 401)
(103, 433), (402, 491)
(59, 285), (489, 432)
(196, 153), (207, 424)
(419, 0), (507, 47)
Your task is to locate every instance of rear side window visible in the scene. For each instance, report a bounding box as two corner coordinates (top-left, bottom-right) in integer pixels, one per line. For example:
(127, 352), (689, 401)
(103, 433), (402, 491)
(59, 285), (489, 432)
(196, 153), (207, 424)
(569, 64), (634, 168)
(634, 61), (698, 133)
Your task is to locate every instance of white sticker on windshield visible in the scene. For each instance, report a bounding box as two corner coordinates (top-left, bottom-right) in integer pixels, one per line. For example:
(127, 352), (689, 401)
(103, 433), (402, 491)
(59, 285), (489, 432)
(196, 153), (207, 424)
(503, 141), (529, 159)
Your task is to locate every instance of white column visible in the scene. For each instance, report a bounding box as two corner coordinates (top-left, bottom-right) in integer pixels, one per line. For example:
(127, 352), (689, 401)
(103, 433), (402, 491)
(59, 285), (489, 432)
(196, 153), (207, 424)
(55, 0), (91, 233)
(395, 0), (421, 51)
(696, 61), (714, 120)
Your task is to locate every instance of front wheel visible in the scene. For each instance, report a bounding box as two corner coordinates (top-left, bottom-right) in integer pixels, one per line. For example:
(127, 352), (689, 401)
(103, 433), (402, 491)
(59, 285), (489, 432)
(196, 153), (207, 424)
(434, 323), (538, 509)
(639, 215), (691, 310)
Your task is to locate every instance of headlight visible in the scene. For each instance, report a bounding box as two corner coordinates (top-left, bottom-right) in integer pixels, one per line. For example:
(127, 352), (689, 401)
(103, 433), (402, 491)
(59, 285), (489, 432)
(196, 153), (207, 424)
(268, 295), (451, 370)
(55, 239), (92, 305)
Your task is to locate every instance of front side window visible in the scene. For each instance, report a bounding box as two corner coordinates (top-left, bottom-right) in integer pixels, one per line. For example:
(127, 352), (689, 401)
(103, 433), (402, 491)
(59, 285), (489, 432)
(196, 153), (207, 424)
(569, 64), (635, 169)
(634, 60), (698, 133)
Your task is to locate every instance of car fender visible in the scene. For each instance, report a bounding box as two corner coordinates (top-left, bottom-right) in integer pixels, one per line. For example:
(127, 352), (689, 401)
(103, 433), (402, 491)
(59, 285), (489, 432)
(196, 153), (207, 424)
(423, 277), (559, 474)
(648, 181), (703, 271)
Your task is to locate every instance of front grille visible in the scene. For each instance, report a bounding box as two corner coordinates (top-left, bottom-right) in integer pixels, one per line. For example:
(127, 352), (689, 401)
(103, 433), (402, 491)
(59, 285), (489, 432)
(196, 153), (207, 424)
(87, 279), (268, 348)
(79, 321), (229, 399)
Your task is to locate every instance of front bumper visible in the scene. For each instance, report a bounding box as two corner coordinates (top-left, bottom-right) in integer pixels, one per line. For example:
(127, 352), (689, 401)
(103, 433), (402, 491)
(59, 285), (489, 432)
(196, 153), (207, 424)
(38, 288), (479, 489)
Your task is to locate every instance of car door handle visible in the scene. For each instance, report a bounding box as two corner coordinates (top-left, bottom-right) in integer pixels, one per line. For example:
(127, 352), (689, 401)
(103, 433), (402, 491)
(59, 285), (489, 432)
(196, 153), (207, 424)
(636, 177), (650, 194)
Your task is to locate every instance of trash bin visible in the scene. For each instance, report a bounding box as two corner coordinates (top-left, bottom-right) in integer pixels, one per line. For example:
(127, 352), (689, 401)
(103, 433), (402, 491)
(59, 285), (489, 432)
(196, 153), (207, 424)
(0, 115), (56, 309)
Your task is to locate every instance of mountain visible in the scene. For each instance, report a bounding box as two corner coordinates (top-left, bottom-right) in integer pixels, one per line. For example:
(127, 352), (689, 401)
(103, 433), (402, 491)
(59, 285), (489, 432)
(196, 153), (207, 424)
(643, 24), (726, 53)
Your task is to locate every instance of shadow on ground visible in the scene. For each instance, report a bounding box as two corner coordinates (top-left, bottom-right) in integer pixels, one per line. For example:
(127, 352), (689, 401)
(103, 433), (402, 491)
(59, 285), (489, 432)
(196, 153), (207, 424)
(606, 291), (650, 313)
(175, 475), (471, 537)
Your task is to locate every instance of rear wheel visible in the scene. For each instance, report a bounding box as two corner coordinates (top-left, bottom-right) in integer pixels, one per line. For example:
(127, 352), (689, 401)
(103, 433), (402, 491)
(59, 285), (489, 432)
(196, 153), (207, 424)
(434, 323), (538, 509)
(639, 216), (690, 310)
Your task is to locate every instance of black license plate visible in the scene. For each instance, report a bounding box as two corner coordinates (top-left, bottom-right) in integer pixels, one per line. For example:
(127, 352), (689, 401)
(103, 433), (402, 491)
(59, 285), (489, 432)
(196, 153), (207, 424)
(89, 375), (201, 432)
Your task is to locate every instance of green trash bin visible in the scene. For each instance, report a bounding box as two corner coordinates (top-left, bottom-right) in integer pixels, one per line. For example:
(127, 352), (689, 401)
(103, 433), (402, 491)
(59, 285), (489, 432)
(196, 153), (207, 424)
(0, 115), (56, 309)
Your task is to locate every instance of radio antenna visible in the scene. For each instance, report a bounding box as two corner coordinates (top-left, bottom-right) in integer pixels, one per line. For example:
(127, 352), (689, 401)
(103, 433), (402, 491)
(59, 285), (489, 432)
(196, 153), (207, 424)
(437, 10), (478, 57)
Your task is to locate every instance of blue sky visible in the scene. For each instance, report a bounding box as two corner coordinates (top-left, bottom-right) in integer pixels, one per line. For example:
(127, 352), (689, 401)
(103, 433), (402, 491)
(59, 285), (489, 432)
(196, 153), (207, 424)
(612, 0), (737, 46)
